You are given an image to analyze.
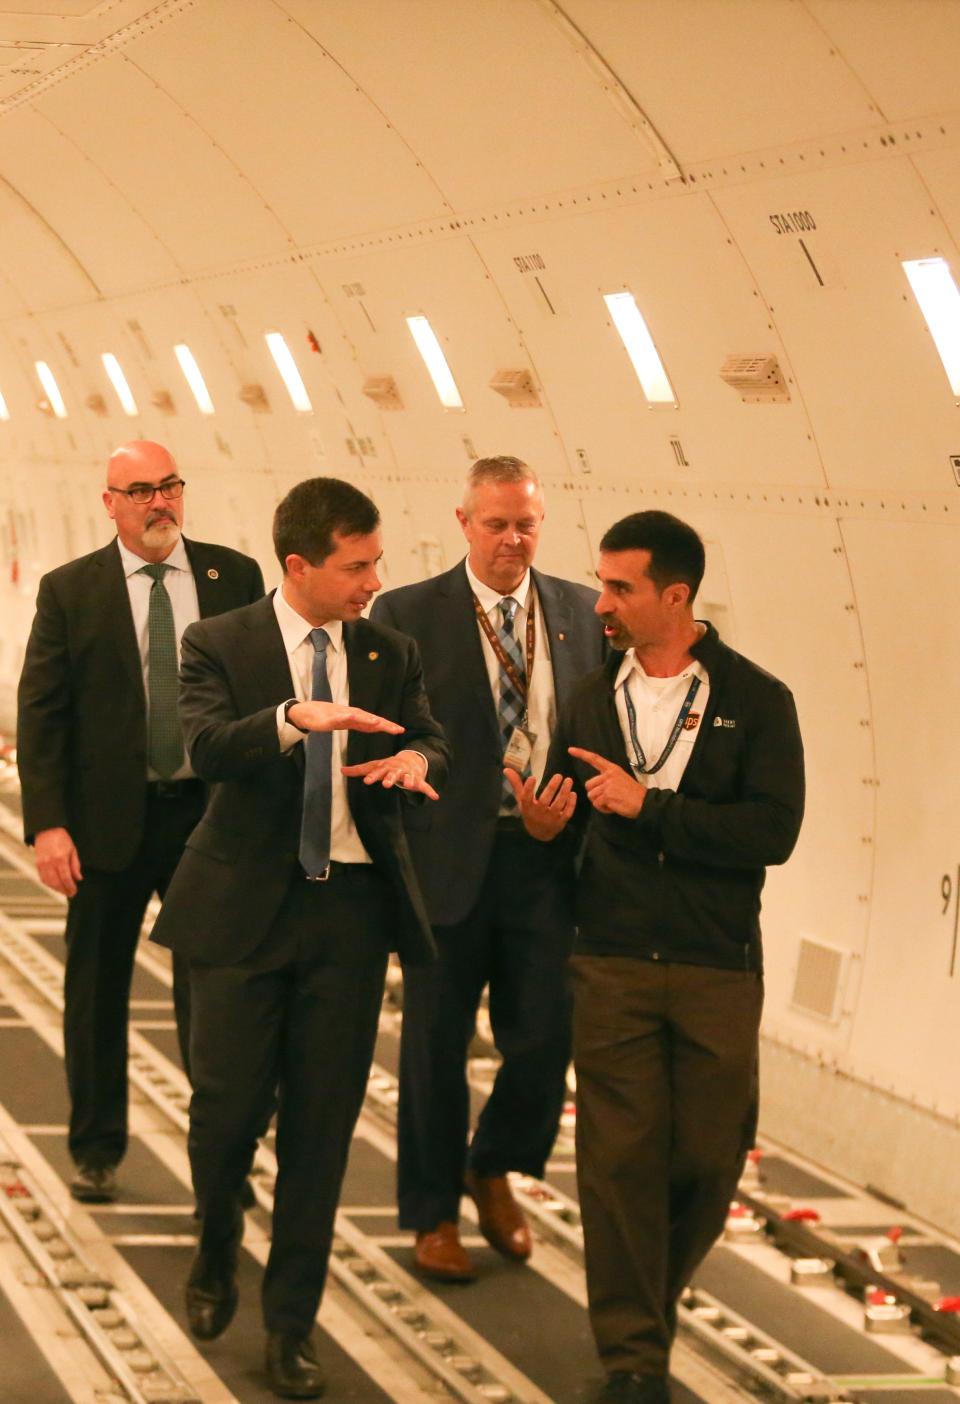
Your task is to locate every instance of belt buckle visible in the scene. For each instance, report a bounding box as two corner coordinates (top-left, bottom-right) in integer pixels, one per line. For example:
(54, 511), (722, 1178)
(306, 864), (331, 882)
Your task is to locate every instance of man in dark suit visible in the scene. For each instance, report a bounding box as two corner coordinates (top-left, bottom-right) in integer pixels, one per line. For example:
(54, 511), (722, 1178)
(150, 476), (449, 1399)
(16, 440), (264, 1205)
(510, 511), (804, 1404)
(371, 455), (604, 1281)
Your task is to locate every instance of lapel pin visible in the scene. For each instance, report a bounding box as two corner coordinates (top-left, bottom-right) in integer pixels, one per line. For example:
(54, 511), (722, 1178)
(557, 631), (566, 641)
(368, 650), (379, 661)
(207, 568), (219, 580)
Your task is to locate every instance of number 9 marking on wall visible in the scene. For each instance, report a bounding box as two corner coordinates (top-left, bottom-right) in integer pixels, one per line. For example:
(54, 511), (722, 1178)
(944, 866), (960, 977)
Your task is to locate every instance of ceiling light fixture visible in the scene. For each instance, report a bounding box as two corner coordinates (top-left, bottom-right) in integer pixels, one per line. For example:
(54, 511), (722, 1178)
(101, 352), (139, 416)
(603, 291), (676, 405)
(265, 332), (313, 412)
(406, 315), (464, 409)
(173, 343), (215, 414)
(35, 361), (68, 418)
(903, 257), (960, 398)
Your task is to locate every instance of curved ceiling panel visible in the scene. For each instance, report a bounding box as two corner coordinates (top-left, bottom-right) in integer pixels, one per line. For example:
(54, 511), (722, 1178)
(131, 0), (455, 246)
(0, 107), (179, 298)
(0, 176), (96, 308)
(563, 0), (879, 162)
(36, 50), (293, 274)
(282, 0), (662, 209)
(808, 0), (960, 120)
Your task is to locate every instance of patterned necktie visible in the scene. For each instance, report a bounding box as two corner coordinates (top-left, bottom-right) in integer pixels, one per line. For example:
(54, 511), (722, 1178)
(496, 596), (527, 812)
(299, 627), (333, 878)
(139, 563), (183, 778)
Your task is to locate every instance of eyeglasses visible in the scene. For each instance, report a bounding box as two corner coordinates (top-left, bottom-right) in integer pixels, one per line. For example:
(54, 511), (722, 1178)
(107, 478), (186, 504)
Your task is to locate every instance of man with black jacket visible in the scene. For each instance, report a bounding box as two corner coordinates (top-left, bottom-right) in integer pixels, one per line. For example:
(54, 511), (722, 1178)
(508, 510), (804, 1404)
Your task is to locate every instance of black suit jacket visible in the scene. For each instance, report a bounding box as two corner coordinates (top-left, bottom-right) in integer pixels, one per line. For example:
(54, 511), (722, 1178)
(149, 596), (450, 968)
(16, 536), (264, 870)
(370, 559), (605, 925)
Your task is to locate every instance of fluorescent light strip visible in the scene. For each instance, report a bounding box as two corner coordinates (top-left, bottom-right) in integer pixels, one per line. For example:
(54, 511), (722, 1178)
(35, 361), (68, 418)
(265, 332), (313, 412)
(603, 291), (676, 405)
(903, 257), (960, 397)
(101, 352), (138, 416)
(0, 389), (9, 422)
(406, 315), (464, 409)
(174, 343), (215, 414)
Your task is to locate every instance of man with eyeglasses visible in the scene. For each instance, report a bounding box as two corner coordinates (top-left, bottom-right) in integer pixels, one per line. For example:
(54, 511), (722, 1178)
(16, 439), (264, 1205)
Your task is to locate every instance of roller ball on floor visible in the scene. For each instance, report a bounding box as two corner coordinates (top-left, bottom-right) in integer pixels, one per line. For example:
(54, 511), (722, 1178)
(70, 1163), (118, 1204)
(265, 1331), (326, 1399)
(463, 1169), (532, 1261)
(593, 1371), (671, 1404)
(414, 1220), (477, 1281)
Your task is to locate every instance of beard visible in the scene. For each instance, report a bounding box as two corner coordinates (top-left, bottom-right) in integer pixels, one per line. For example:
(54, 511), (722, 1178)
(141, 515), (180, 550)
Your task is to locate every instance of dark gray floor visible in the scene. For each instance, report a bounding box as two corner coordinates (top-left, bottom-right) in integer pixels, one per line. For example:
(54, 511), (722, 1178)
(0, 1282), (74, 1404)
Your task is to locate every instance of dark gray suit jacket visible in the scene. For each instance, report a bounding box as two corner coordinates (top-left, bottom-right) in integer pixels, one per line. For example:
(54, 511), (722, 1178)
(150, 596), (450, 968)
(16, 536), (264, 870)
(370, 560), (605, 926)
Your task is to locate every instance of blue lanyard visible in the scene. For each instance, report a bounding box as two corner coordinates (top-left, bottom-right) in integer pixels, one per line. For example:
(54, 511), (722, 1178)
(622, 673), (701, 776)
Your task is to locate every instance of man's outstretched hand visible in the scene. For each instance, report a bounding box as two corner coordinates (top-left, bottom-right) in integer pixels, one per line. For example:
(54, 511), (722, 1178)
(287, 700), (404, 735)
(504, 768), (577, 841)
(342, 750), (439, 800)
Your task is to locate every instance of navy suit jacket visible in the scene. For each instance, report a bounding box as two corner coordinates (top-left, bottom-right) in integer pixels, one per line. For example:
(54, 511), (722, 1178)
(16, 536), (264, 869)
(150, 595), (450, 967)
(370, 559), (605, 926)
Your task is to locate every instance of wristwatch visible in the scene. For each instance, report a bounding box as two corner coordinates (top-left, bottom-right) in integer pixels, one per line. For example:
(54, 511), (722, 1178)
(283, 698), (309, 734)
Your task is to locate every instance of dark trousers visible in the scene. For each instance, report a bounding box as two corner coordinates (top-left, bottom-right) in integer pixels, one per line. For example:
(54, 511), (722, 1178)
(188, 865), (390, 1336)
(571, 956), (763, 1377)
(397, 826), (573, 1231)
(64, 784), (204, 1168)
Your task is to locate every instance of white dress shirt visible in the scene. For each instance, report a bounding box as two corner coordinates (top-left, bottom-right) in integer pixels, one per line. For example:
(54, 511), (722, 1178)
(118, 535), (199, 780)
(614, 650), (710, 794)
(272, 587), (372, 865)
(465, 561), (556, 807)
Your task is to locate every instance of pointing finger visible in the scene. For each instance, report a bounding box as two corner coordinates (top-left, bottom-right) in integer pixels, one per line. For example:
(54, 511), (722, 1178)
(568, 746), (613, 773)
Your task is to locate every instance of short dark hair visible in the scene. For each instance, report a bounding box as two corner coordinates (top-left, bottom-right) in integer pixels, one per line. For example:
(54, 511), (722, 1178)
(599, 510), (705, 600)
(273, 477), (380, 569)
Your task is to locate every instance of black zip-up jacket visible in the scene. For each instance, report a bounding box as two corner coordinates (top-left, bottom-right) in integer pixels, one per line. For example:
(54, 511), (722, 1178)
(544, 622), (804, 971)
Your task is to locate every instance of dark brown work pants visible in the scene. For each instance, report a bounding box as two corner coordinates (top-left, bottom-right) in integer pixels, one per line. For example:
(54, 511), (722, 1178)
(571, 955), (763, 1377)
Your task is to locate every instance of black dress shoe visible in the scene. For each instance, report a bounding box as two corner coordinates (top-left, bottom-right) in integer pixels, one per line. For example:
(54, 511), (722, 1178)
(185, 1216), (242, 1341)
(185, 1272), (238, 1341)
(70, 1163), (118, 1204)
(265, 1332), (326, 1399)
(593, 1372), (671, 1404)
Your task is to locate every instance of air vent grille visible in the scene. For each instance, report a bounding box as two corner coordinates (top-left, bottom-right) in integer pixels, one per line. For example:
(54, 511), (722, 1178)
(791, 937), (846, 1022)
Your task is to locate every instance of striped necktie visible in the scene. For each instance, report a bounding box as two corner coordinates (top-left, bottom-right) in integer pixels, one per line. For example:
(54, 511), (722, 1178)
(299, 627), (333, 879)
(139, 563), (183, 778)
(496, 596), (527, 812)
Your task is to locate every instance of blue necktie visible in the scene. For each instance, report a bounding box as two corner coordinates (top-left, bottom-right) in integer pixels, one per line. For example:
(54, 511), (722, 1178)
(139, 562), (184, 778)
(497, 597), (527, 812)
(299, 627), (333, 879)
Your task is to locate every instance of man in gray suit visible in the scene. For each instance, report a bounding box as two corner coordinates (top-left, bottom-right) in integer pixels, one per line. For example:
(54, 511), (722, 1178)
(16, 440), (263, 1205)
(371, 456), (605, 1280)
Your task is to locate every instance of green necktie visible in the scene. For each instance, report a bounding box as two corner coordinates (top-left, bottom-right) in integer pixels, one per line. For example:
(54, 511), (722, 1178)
(140, 563), (184, 777)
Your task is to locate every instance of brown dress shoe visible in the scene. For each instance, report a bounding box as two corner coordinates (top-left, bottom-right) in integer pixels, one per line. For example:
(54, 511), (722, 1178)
(464, 1171), (532, 1261)
(414, 1221), (477, 1281)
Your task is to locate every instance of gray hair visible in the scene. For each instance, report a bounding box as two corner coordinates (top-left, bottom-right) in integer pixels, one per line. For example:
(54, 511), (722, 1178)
(462, 456), (541, 514)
